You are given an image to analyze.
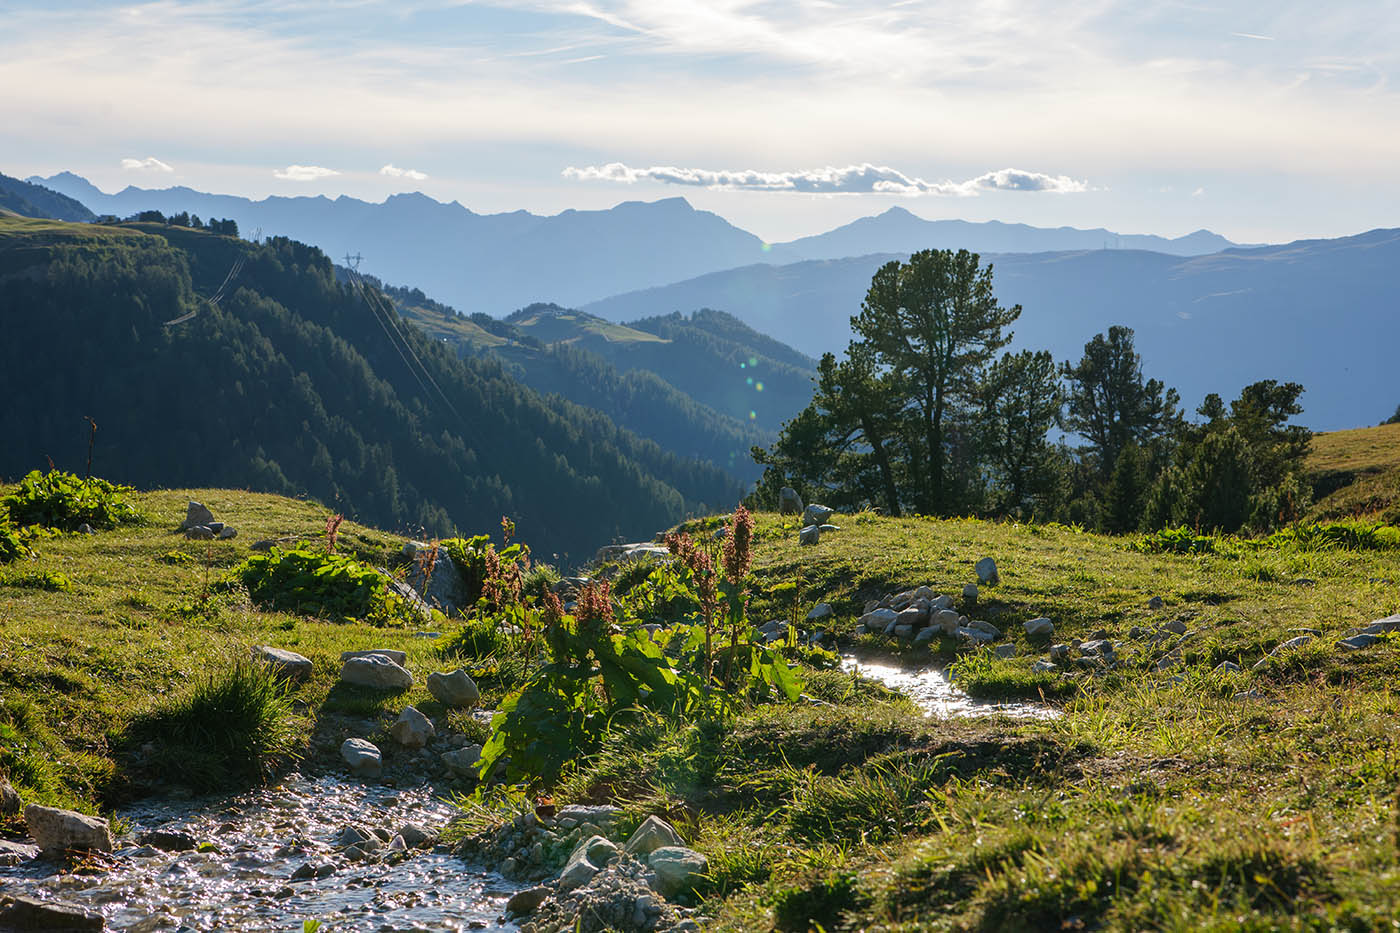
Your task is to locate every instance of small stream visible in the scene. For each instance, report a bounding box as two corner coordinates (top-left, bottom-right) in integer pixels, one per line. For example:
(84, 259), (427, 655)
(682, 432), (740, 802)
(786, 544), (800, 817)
(0, 774), (518, 932)
(841, 654), (1059, 719)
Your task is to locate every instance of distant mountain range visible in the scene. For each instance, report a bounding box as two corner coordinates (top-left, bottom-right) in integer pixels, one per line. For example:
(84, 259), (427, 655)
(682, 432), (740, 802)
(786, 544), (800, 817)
(0, 173), (94, 222)
(584, 230), (1400, 432)
(31, 172), (1241, 315)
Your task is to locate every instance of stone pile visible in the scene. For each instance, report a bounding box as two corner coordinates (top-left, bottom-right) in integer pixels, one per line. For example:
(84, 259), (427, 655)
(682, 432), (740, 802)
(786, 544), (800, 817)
(459, 805), (704, 933)
(854, 584), (999, 645)
(179, 500), (238, 540)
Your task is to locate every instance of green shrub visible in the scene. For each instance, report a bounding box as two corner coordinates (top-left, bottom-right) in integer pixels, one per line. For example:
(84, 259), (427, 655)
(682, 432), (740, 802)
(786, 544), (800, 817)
(2, 469), (141, 530)
(1, 569), (73, 591)
(0, 512), (25, 564)
(227, 546), (407, 624)
(126, 659), (300, 791)
(1133, 526), (1217, 554)
(1262, 521), (1400, 551)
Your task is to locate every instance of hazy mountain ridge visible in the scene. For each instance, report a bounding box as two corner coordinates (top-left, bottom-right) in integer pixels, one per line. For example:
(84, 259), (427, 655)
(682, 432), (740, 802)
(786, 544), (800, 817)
(583, 229), (1400, 432)
(0, 172), (95, 222)
(32, 172), (1241, 317)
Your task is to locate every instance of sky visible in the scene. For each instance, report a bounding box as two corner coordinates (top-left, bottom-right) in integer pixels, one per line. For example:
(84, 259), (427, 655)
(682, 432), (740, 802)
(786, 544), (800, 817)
(3, 0), (1398, 244)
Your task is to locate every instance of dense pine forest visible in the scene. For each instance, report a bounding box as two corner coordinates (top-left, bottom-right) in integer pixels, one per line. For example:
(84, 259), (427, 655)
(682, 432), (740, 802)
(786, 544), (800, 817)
(0, 217), (743, 558)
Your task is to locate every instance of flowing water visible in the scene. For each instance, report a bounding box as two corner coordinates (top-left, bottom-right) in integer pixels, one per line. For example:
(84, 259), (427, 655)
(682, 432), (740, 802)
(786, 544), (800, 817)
(841, 653), (1060, 719)
(0, 774), (518, 932)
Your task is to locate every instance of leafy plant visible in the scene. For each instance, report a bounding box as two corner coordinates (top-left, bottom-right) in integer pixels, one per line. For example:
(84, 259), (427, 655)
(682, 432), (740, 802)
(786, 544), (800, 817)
(2, 469), (142, 531)
(1133, 526), (1217, 554)
(227, 546), (408, 624)
(1, 569), (73, 591)
(0, 511), (25, 564)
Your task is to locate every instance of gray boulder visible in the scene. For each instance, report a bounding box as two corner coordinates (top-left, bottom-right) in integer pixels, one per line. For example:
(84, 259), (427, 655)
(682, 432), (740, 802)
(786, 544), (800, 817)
(0, 839), (40, 866)
(1214, 660), (1242, 673)
(1337, 633), (1381, 651)
(975, 557), (999, 585)
(0, 778), (19, 815)
(778, 487), (804, 516)
(217, 526), (238, 540)
(625, 816), (684, 856)
(340, 655), (413, 690)
(994, 644), (1017, 659)
(962, 583), (979, 602)
(180, 500), (215, 530)
(560, 834), (616, 890)
(252, 645), (313, 682)
(799, 525), (820, 546)
(427, 669), (480, 708)
(1252, 634), (1313, 670)
(441, 744), (483, 778)
(1031, 660), (1057, 673)
(859, 608), (897, 632)
(0, 897), (103, 932)
(802, 504), (835, 527)
(340, 738), (383, 778)
(966, 619), (1001, 639)
(554, 804), (622, 831)
(806, 603), (834, 622)
(648, 846), (709, 895)
(184, 525), (215, 540)
(23, 804), (113, 854)
(1358, 613), (1400, 636)
(933, 609), (962, 635)
(389, 705), (435, 748)
(340, 648), (408, 666)
(1023, 617), (1055, 637)
(505, 886), (551, 917)
(402, 545), (470, 615)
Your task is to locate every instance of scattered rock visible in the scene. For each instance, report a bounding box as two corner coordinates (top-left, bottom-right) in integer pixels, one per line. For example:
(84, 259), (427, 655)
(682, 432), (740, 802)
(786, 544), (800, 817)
(966, 619), (1001, 639)
(801, 504), (836, 527)
(339, 655), (413, 691)
(560, 835), (611, 891)
(0, 895), (104, 931)
(624, 815), (684, 857)
(184, 525), (215, 540)
(799, 525), (820, 546)
(340, 648), (408, 666)
(1049, 643), (1071, 662)
(505, 885), (551, 916)
(216, 526), (238, 540)
(1031, 660), (1057, 673)
(1252, 635), (1313, 670)
(1023, 617), (1054, 637)
(994, 644), (1017, 659)
(0, 839), (40, 866)
(290, 860), (336, 880)
(648, 845), (709, 896)
(389, 705), (435, 749)
(1213, 660), (1242, 674)
(975, 557), (999, 585)
(555, 805), (622, 831)
(23, 804), (114, 854)
(962, 583), (978, 602)
(340, 738), (383, 778)
(1161, 619), (1188, 635)
(251, 645), (313, 682)
(76, 523), (95, 535)
(399, 823), (433, 848)
(778, 487), (804, 516)
(138, 829), (199, 852)
(1148, 596), (1165, 610)
(180, 500), (215, 530)
(402, 544), (470, 615)
(441, 745), (483, 778)
(1356, 613), (1400, 637)
(806, 603), (833, 622)
(1337, 633), (1381, 651)
(426, 669), (480, 708)
(0, 778), (19, 815)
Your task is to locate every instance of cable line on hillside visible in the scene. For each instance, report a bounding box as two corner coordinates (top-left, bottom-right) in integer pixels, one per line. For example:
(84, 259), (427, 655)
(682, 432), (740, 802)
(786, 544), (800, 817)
(164, 228), (260, 327)
(342, 254), (467, 427)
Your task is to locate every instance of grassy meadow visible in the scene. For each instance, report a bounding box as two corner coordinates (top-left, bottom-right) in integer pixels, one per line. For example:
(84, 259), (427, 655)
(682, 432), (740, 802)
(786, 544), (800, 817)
(3, 472), (1400, 929)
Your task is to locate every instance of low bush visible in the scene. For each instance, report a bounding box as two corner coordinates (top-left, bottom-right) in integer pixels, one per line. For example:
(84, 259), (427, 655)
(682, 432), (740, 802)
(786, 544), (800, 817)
(0, 512), (25, 564)
(2, 469), (142, 530)
(227, 546), (408, 624)
(125, 659), (300, 791)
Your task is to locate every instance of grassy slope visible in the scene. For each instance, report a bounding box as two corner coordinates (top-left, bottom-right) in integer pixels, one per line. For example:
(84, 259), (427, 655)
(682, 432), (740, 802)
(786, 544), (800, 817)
(7, 488), (1400, 929)
(571, 512), (1400, 930)
(0, 487), (479, 814)
(1307, 422), (1400, 522)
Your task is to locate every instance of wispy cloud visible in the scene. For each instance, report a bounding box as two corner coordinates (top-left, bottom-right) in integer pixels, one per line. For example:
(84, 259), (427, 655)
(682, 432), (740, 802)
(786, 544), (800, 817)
(380, 163), (428, 180)
(121, 156), (173, 172)
(274, 164), (340, 181)
(1231, 32), (1275, 41)
(563, 162), (1088, 196)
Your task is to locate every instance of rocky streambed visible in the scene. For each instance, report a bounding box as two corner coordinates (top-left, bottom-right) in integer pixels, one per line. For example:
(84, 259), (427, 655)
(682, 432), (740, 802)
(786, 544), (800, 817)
(841, 653), (1060, 719)
(0, 774), (519, 932)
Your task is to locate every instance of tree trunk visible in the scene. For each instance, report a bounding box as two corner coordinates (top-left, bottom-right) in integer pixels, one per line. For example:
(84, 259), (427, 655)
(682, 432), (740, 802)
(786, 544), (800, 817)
(861, 413), (902, 517)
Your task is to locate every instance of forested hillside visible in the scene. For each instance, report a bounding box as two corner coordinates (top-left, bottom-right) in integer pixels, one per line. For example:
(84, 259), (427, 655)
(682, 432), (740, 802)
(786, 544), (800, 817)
(0, 217), (742, 558)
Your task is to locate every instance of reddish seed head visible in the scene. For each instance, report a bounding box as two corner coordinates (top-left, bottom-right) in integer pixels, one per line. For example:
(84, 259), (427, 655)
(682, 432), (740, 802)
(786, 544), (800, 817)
(723, 504), (755, 582)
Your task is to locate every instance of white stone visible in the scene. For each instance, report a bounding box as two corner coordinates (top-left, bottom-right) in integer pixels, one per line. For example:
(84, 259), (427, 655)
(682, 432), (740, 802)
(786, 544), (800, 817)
(799, 525), (820, 546)
(340, 655), (413, 690)
(24, 804), (114, 853)
(340, 738), (383, 778)
(252, 645), (313, 682)
(390, 705), (435, 748)
(625, 815), (684, 856)
(1023, 617), (1054, 637)
(801, 504), (835, 527)
(427, 669), (480, 707)
(806, 603), (833, 622)
(340, 648), (408, 666)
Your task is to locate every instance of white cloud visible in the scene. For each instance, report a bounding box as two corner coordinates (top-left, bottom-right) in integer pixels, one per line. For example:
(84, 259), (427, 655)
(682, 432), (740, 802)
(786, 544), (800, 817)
(380, 163), (428, 180)
(273, 164), (340, 181)
(563, 162), (1088, 196)
(120, 156), (173, 172)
